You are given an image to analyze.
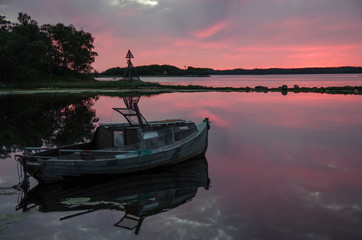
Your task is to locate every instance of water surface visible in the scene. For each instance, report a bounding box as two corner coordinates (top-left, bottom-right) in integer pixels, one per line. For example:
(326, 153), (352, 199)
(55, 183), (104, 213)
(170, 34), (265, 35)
(1, 92), (362, 239)
(98, 74), (362, 88)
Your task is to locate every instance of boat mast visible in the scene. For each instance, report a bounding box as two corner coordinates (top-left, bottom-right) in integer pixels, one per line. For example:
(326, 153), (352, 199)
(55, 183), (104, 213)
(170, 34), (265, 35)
(122, 50), (141, 81)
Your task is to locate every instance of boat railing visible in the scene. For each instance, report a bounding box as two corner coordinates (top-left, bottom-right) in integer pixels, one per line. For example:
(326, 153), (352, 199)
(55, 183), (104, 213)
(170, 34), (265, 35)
(15, 155), (53, 160)
(147, 120), (190, 126)
(58, 149), (142, 154)
(100, 120), (191, 128)
(100, 122), (131, 127)
(16, 149), (151, 161)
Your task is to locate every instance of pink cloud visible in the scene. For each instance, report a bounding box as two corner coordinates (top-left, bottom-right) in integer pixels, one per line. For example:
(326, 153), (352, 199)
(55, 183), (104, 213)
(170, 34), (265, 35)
(235, 44), (361, 53)
(192, 20), (229, 39)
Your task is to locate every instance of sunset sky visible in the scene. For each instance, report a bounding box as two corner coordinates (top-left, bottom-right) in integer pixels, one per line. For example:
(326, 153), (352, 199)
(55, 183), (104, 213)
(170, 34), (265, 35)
(1, 0), (362, 72)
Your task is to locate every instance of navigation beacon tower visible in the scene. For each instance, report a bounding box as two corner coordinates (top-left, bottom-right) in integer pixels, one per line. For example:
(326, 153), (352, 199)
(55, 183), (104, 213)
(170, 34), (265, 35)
(122, 50), (140, 81)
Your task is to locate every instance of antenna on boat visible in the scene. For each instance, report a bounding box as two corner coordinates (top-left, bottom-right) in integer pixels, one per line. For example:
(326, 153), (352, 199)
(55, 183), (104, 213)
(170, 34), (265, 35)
(122, 50), (141, 81)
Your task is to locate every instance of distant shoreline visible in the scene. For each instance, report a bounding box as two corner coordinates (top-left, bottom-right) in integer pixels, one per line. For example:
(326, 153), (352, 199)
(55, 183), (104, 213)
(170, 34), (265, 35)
(99, 65), (362, 77)
(209, 67), (362, 75)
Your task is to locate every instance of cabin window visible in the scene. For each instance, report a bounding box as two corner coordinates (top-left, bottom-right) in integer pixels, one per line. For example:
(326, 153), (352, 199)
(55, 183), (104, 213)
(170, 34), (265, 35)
(143, 131), (158, 140)
(172, 123), (197, 142)
(113, 131), (124, 147)
(125, 129), (138, 145)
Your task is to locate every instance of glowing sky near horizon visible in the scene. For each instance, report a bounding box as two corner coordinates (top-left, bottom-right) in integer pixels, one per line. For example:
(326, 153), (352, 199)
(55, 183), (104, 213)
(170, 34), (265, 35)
(1, 0), (362, 72)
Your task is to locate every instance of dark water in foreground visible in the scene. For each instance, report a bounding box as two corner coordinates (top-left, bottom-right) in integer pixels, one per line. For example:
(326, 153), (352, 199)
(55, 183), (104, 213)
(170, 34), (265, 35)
(1, 92), (362, 239)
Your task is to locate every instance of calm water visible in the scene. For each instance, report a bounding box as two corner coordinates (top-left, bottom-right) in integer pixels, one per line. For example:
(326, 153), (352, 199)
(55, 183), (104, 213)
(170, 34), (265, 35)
(1, 91), (362, 239)
(98, 74), (362, 88)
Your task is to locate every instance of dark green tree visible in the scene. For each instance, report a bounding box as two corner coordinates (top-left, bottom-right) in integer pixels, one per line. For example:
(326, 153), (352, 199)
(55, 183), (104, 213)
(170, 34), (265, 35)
(0, 13), (98, 81)
(3, 12), (47, 81)
(41, 23), (97, 74)
(0, 15), (11, 31)
(0, 15), (12, 80)
(70, 28), (98, 73)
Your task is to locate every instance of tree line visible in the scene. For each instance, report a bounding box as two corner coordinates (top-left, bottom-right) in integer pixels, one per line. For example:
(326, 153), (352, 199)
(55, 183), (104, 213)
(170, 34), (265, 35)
(209, 67), (362, 75)
(100, 64), (210, 76)
(0, 13), (97, 82)
(101, 65), (362, 77)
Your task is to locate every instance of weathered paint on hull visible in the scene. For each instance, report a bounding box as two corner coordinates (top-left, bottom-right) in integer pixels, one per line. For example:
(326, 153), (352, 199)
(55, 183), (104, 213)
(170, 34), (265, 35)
(25, 122), (209, 182)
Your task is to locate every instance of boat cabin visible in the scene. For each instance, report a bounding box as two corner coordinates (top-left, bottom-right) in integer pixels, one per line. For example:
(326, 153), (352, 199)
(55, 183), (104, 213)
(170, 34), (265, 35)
(93, 120), (198, 151)
(90, 107), (198, 151)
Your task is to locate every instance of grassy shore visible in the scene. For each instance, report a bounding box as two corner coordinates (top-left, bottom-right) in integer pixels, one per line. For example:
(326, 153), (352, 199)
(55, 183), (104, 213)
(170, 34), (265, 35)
(1, 79), (362, 95)
(0, 78), (160, 89)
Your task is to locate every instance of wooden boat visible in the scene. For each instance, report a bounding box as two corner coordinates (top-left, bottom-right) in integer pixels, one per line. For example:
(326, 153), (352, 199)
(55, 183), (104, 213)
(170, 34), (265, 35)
(17, 157), (210, 234)
(17, 100), (210, 182)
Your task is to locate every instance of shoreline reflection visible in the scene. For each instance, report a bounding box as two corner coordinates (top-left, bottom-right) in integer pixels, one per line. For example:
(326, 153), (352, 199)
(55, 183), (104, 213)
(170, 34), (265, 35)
(0, 95), (98, 159)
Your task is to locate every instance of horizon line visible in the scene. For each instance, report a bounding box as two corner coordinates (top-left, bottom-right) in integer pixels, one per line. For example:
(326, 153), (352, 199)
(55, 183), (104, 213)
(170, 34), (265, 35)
(99, 64), (362, 72)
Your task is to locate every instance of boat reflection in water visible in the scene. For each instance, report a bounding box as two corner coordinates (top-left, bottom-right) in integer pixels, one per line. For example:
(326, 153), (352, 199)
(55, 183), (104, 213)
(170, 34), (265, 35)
(17, 156), (210, 235)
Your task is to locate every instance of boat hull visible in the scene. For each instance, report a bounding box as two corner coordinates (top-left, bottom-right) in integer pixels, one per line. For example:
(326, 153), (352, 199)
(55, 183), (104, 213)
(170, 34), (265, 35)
(20, 121), (209, 182)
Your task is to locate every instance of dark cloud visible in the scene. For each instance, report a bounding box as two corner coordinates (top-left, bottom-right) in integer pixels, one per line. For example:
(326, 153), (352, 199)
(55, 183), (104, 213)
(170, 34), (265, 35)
(1, 0), (361, 70)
